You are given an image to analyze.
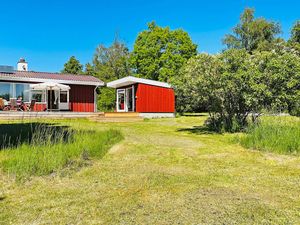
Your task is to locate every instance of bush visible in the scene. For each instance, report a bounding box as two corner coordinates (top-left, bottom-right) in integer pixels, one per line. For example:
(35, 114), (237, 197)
(205, 114), (247, 133)
(97, 87), (116, 112)
(290, 98), (300, 117)
(239, 116), (300, 154)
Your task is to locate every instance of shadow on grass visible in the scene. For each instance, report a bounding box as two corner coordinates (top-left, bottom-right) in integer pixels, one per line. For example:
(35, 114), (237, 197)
(177, 125), (217, 135)
(181, 113), (207, 117)
(0, 123), (73, 150)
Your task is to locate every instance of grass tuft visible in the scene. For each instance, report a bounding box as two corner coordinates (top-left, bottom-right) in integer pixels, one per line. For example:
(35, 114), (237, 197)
(239, 116), (300, 154)
(0, 123), (123, 179)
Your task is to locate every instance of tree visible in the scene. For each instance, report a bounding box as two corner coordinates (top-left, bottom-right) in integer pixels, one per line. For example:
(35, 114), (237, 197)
(252, 51), (300, 115)
(223, 8), (281, 53)
(175, 48), (300, 131)
(92, 37), (131, 111)
(174, 50), (254, 132)
(130, 21), (197, 82)
(171, 54), (220, 113)
(84, 63), (95, 75)
(62, 56), (83, 74)
(291, 20), (300, 43)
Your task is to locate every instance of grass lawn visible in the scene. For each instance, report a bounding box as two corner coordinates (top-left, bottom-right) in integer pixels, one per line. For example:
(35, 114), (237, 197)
(1, 115), (300, 224)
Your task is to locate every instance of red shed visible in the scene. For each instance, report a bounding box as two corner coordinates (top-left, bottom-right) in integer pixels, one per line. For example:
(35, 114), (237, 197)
(107, 76), (175, 118)
(0, 60), (104, 112)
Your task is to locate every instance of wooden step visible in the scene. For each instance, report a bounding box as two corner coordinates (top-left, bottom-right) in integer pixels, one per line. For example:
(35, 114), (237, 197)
(90, 117), (143, 123)
(104, 112), (140, 118)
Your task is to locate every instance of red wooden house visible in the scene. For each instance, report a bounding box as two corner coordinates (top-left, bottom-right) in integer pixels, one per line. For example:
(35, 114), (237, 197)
(0, 59), (104, 112)
(107, 76), (175, 118)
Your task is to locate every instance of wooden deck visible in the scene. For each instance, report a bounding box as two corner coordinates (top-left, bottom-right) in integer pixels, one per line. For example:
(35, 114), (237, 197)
(0, 111), (143, 122)
(0, 111), (104, 120)
(104, 112), (140, 118)
(89, 112), (143, 122)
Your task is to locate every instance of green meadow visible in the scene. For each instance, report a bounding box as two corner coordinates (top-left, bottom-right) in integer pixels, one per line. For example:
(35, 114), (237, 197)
(1, 115), (300, 224)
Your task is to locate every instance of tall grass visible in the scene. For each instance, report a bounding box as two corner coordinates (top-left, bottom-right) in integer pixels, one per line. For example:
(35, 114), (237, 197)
(239, 116), (300, 154)
(0, 123), (123, 178)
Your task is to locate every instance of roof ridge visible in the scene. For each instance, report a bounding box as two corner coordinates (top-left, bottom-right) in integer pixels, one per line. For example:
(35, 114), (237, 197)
(16, 70), (92, 77)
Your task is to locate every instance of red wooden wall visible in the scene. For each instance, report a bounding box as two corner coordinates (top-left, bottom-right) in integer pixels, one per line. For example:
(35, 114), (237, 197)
(69, 85), (95, 112)
(32, 85), (95, 112)
(135, 83), (175, 113)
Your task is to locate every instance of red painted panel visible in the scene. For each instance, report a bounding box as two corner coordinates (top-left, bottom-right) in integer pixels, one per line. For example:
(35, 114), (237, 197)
(34, 103), (47, 111)
(69, 85), (95, 112)
(135, 83), (175, 113)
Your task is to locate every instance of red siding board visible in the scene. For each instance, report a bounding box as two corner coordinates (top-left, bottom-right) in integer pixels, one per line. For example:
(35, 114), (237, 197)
(135, 83), (175, 113)
(69, 85), (95, 112)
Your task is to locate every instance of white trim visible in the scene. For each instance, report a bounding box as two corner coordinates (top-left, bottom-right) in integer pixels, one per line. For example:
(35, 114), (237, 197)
(107, 76), (172, 89)
(94, 86), (98, 113)
(132, 84), (135, 112)
(117, 89), (126, 112)
(0, 76), (104, 86)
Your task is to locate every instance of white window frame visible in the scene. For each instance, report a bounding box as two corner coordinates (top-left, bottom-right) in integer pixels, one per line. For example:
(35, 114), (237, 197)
(116, 86), (135, 112)
(117, 89), (126, 112)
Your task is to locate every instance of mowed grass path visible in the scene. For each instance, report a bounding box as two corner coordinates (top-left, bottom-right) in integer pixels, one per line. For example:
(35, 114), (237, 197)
(1, 116), (300, 224)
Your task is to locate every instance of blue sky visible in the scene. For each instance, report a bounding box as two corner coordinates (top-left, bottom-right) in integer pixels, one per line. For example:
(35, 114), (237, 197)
(0, 0), (299, 72)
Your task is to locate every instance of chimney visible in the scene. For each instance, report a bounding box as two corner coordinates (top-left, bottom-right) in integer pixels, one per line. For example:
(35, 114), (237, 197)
(17, 58), (28, 71)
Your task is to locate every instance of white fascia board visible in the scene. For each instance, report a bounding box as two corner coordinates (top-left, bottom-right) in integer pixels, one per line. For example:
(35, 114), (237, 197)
(107, 76), (172, 89)
(0, 76), (105, 86)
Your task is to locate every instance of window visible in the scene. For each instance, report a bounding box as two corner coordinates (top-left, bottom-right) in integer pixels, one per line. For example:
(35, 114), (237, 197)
(0, 83), (10, 100)
(31, 90), (45, 103)
(16, 84), (30, 102)
(0, 83), (30, 101)
(60, 91), (68, 103)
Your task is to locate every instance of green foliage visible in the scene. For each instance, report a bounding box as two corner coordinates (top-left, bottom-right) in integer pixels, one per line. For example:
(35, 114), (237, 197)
(93, 38), (131, 81)
(252, 51), (300, 113)
(174, 48), (300, 132)
(223, 8), (281, 53)
(1, 123), (123, 179)
(97, 87), (116, 112)
(84, 62), (95, 75)
(171, 53), (221, 113)
(174, 50), (254, 132)
(290, 20), (300, 43)
(130, 21), (197, 82)
(239, 116), (300, 154)
(62, 56), (83, 74)
(92, 37), (131, 111)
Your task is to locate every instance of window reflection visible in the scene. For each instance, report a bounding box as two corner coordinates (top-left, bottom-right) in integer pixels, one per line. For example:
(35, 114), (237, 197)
(0, 83), (11, 100)
(0, 83), (31, 101)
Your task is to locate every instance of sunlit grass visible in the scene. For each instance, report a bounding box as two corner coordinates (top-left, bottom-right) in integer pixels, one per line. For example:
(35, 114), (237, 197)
(0, 116), (300, 224)
(0, 122), (123, 179)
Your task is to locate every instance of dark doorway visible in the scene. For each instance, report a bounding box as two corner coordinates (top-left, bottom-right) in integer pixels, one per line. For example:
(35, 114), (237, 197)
(47, 90), (58, 110)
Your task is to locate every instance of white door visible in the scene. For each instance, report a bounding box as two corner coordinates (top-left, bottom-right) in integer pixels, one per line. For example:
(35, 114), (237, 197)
(59, 90), (69, 110)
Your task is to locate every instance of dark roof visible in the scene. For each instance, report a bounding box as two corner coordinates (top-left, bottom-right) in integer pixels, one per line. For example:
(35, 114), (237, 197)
(0, 70), (104, 86)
